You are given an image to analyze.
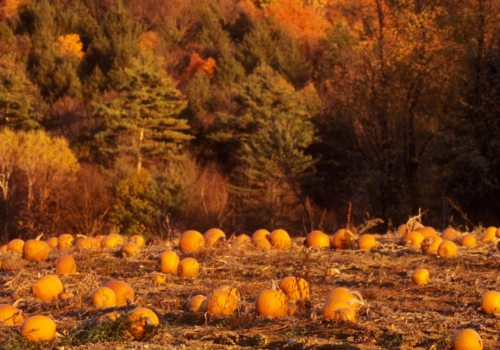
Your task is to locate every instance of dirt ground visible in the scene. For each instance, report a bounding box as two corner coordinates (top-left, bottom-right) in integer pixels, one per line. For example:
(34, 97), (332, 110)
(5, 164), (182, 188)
(0, 232), (499, 350)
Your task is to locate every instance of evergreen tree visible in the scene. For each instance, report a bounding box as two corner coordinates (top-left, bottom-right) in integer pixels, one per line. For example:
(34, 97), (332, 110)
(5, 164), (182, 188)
(95, 53), (193, 173)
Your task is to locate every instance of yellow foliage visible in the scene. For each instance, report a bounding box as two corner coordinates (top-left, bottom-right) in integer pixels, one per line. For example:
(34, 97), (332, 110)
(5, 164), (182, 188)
(138, 31), (159, 52)
(54, 34), (84, 59)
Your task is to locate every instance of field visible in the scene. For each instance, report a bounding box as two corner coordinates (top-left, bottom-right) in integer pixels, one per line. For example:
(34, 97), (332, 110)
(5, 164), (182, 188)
(0, 232), (498, 350)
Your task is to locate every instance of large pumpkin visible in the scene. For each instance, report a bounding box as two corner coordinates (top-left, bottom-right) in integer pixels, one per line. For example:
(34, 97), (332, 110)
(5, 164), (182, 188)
(159, 251), (179, 274)
(7, 239), (24, 253)
(32, 275), (64, 301)
(305, 230), (330, 248)
(279, 277), (310, 301)
(0, 304), (26, 326)
(179, 230), (205, 253)
(204, 228), (226, 247)
(207, 290), (239, 315)
(21, 315), (56, 342)
(55, 255), (77, 275)
(58, 234), (74, 249)
(127, 307), (159, 339)
(268, 229), (291, 250)
(331, 229), (355, 249)
(103, 280), (135, 306)
(23, 235), (49, 261)
(255, 289), (288, 318)
(92, 287), (117, 309)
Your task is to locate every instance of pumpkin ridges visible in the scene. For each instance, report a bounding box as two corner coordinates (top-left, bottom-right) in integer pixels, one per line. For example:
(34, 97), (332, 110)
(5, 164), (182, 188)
(179, 230), (205, 253)
(255, 289), (288, 318)
(55, 255), (77, 275)
(204, 228), (226, 247)
(178, 258), (200, 277)
(451, 329), (483, 350)
(92, 287), (117, 309)
(268, 229), (291, 250)
(103, 280), (135, 306)
(279, 277), (310, 301)
(332, 229), (355, 249)
(32, 275), (64, 301)
(58, 234), (74, 249)
(21, 315), (56, 342)
(23, 238), (49, 261)
(207, 290), (238, 315)
(7, 239), (24, 253)
(412, 269), (429, 285)
(159, 251), (179, 274)
(0, 304), (27, 326)
(187, 295), (207, 312)
(305, 230), (330, 248)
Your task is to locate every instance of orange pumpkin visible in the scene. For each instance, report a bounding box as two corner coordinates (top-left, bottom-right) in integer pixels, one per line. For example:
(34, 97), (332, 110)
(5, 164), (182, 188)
(207, 290), (239, 315)
(187, 295), (207, 312)
(204, 228), (226, 247)
(326, 287), (363, 310)
(253, 238), (272, 250)
(462, 235), (477, 248)
(103, 280), (135, 306)
(321, 297), (351, 318)
(46, 237), (58, 249)
(23, 234), (49, 261)
(255, 289), (288, 318)
(7, 239), (24, 253)
(0, 304), (26, 326)
(328, 307), (356, 322)
(402, 231), (424, 249)
(92, 287), (117, 309)
(58, 234), (74, 249)
(278, 276), (310, 301)
(120, 242), (139, 257)
(451, 329), (483, 350)
(357, 234), (377, 251)
(251, 229), (270, 243)
(438, 240), (458, 258)
(268, 229), (291, 250)
(127, 307), (159, 339)
(412, 269), (429, 285)
(234, 234), (251, 244)
(396, 224), (408, 237)
(331, 229), (355, 249)
(159, 251), (179, 274)
(415, 226), (438, 238)
(75, 237), (97, 250)
(178, 258), (200, 277)
(101, 234), (125, 248)
(55, 255), (77, 275)
(21, 315), (56, 342)
(442, 227), (462, 242)
(32, 275), (64, 301)
(153, 272), (167, 284)
(421, 235), (443, 256)
(179, 230), (205, 253)
(128, 235), (145, 246)
(305, 230), (330, 248)
(481, 226), (497, 243)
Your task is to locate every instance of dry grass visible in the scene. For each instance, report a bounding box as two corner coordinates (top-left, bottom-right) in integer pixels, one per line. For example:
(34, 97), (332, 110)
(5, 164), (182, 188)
(1, 234), (500, 349)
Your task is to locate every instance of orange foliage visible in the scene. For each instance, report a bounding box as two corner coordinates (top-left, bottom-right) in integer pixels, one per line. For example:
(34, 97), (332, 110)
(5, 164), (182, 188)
(0, 0), (25, 19)
(138, 31), (159, 52)
(54, 34), (84, 59)
(265, 0), (331, 40)
(182, 53), (216, 82)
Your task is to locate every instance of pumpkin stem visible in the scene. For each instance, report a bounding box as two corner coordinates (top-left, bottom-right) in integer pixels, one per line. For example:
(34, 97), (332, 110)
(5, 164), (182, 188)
(35, 233), (44, 241)
(12, 299), (24, 307)
(76, 234), (87, 238)
(348, 299), (364, 307)
(349, 291), (364, 303)
(126, 295), (135, 305)
(271, 280), (276, 291)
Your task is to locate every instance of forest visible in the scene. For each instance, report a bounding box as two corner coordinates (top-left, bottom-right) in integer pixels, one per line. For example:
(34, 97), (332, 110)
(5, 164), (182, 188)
(1, 0), (500, 241)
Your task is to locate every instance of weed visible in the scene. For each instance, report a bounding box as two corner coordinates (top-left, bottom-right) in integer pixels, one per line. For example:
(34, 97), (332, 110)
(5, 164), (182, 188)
(285, 327), (307, 339)
(1, 331), (54, 350)
(382, 334), (406, 348)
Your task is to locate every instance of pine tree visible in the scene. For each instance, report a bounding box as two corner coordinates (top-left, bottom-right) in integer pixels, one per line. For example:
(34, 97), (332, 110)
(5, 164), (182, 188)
(95, 53), (193, 173)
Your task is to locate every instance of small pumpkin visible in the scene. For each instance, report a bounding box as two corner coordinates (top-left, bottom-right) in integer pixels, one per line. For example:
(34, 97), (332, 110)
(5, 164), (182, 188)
(179, 230), (205, 253)
(234, 234), (251, 244)
(481, 226), (497, 243)
(461, 235), (477, 248)
(92, 287), (117, 309)
(415, 226), (438, 238)
(159, 251), (179, 274)
(268, 229), (291, 250)
(103, 280), (135, 306)
(332, 229), (355, 249)
(207, 290), (239, 315)
(412, 269), (429, 285)
(7, 239), (24, 253)
(254, 238), (272, 250)
(438, 240), (458, 258)
(204, 228), (226, 247)
(357, 234), (377, 251)
(119, 242), (139, 257)
(480, 291), (500, 315)
(153, 272), (166, 284)
(98, 312), (118, 322)
(278, 276), (310, 301)
(21, 315), (56, 342)
(127, 307), (159, 339)
(321, 297), (351, 318)
(421, 235), (443, 256)
(396, 224), (408, 237)
(402, 231), (424, 249)
(0, 304), (26, 326)
(451, 329), (483, 350)
(255, 288), (288, 318)
(178, 257), (200, 277)
(329, 307), (356, 322)
(326, 287), (363, 310)
(75, 236), (97, 250)
(58, 234), (74, 249)
(55, 255), (77, 275)
(187, 295), (208, 312)
(215, 285), (241, 301)
(23, 234), (49, 261)
(251, 229), (270, 243)
(128, 235), (145, 246)
(442, 227), (462, 242)
(32, 275), (64, 301)
(46, 237), (58, 249)
(101, 234), (125, 248)
(305, 230), (330, 248)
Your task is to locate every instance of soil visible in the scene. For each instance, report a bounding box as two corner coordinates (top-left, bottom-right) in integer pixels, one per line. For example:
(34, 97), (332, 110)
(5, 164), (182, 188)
(1, 232), (499, 349)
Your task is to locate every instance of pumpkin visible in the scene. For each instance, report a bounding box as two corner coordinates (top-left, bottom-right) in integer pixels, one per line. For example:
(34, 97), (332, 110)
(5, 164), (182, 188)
(187, 295), (207, 312)
(462, 235), (477, 248)
(442, 228), (462, 242)
(326, 287), (363, 310)
(329, 307), (356, 322)
(153, 272), (166, 284)
(321, 297), (351, 318)
(101, 234), (125, 248)
(412, 269), (429, 285)
(332, 229), (355, 249)
(60, 292), (74, 300)
(0, 245), (7, 251)
(92, 287), (117, 309)
(46, 237), (58, 249)
(7, 239), (24, 253)
(58, 234), (74, 249)
(128, 307), (159, 339)
(204, 228), (226, 247)
(251, 229), (270, 243)
(234, 234), (251, 244)
(421, 235), (443, 256)
(480, 291), (500, 314)
(415, 226), (438, 237)
(128, 235), (145, 246)
(32, 275), (64, 301)
(207, 290), (239, 315)
(278, 277), (310, 301)
(451, 329), (483, 350)
(254, 238), (272, 250)
(99, 312), (118, 322)
(178, 257), (200, 277)
(159, 251), (179, 274)
(305, 230), (330, 248)
(179, 230), (205, 253)
(94, 235), (106, 246)
(438, 240), (457, 258)
(357, 234), (377, 251)
(255, 289), (288, 318)
(23, 234), (49, 261)
(103, 280), (135, 306)
(402, 231), (424, 249)
(481, 226), (497, 243)
(55, 255), (77, 275)
(0, 304), (26, 326)
(120, 242), (139, 257)
(268, 229), (291, 250)
(215, 285), (241, 301)
(396, 224), (408, 237)
(21, 315), (56, 342)
(75, 237), (97, 250)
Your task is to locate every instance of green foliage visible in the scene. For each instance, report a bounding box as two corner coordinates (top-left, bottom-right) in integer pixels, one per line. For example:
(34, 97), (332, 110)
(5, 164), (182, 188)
(196, 2), (231, 49)
(186, 70), (212, 115)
